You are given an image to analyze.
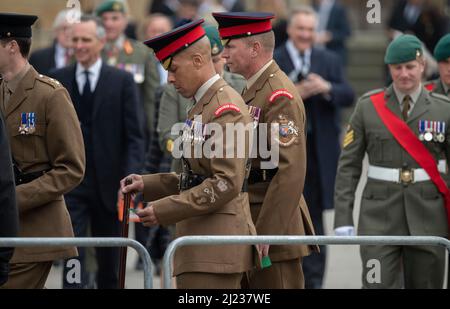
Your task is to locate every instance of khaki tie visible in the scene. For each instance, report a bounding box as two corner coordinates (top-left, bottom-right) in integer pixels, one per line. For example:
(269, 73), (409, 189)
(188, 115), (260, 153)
(1, 82), (11, 112)
(402, 95), (411, 121)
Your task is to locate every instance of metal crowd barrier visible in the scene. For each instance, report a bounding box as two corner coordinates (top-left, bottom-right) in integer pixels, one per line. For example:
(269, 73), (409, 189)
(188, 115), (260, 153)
(0, 237), (153, 289)
(162, 236), (450, 289)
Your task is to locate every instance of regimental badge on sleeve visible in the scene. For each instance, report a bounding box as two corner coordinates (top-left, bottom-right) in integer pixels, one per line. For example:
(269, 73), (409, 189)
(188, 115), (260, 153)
(273, 114), (299, 147)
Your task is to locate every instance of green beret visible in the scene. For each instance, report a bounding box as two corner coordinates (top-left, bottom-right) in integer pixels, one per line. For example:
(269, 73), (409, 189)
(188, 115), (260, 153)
(96, 0), (126, 16)
(203, 25), (223, 56)
(434, 34), (450, 62)
(385, 34), (423, 65)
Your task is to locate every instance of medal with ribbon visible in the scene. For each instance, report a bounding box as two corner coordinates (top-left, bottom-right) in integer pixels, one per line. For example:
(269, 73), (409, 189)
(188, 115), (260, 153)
(248, 105), (261, 129)
(18, 112), (36, 135)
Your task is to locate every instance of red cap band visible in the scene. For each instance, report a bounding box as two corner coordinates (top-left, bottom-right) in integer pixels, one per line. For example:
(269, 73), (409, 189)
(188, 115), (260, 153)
(155, 25), (206, 61)
(218, 20), (272, 39)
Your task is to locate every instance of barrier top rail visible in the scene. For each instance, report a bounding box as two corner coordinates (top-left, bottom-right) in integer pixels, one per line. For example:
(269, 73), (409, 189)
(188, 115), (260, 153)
(0, 238), (153, 289)
(162, 235), (450, 289)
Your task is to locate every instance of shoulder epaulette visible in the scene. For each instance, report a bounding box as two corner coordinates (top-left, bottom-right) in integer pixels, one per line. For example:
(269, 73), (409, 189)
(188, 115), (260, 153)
(360, 88), (385, 99)
(429, 92), (450, 102)
(37, 74), (62, 89)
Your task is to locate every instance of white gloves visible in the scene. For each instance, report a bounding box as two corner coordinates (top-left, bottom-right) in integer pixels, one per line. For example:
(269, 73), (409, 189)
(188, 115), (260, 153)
(334, 226), (355, 236)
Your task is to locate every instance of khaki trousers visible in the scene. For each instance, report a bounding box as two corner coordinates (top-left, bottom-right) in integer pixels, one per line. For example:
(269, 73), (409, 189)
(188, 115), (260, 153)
(176, 272), (243, 289)
(1, 262), (53, 289)
(243, 258), (304, 289)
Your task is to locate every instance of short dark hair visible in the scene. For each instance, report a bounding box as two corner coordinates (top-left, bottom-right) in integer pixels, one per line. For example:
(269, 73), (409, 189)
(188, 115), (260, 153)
(0, 37), (32, 58)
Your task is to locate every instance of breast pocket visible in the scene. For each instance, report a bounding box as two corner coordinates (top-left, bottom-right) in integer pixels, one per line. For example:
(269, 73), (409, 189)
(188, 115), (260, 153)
(12, 124), (47, 163)
(367, 131), (394, 163)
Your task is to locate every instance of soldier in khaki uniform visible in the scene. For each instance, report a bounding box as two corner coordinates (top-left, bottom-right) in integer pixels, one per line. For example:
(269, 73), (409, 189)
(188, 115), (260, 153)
(213, 12), (317, 289)
(0, 13), (85, 289)
(96, 0), (160, 143)
(121, 19), (256, 289)
(158, 24), (246, 173)
(334, 35), (450, 288)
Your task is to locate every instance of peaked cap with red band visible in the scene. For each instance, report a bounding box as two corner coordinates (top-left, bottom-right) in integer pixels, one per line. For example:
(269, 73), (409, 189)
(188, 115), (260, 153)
(143, 19), (206, 70)
(212, 12), (274, 45)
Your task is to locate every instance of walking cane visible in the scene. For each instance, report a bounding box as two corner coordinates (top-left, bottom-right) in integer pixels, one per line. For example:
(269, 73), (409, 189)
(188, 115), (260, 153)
(119, 178), (132, 289)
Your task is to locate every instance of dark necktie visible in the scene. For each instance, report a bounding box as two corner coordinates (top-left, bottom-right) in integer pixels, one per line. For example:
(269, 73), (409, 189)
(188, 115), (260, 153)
(82, 71), (92, 98)
(79, 71), (93, 123)
(402, 95), (411, 121)
(298, 52), (308, 82)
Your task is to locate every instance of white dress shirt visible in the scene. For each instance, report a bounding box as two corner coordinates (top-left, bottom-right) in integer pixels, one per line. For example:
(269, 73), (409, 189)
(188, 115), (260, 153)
(285, 40), (311, 80)
(76, 58), (102, 95)
(194, 74), (221, 103)
(54, 43), (69, 69)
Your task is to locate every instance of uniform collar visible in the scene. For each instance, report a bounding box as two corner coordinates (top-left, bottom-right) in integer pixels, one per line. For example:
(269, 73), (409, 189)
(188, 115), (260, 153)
(393, 83), (422, 104)
(106, 34), (125, 52)
(247, 60), (273, 90)
(194, 74), (220, 103)
(4, 62), (31, 94)
(442, 81), (449, 95)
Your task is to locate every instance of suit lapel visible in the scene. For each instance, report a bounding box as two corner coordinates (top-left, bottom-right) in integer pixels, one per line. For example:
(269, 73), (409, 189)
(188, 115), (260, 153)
(4, 67), (36, 118)
(92, 64), (109, 119)
(50, 43), (57, 70)
(309, 48), (320, 75)
(283, 45), (295, 76)
(67, 64), (79, 111)
(407, 88), (429, 124)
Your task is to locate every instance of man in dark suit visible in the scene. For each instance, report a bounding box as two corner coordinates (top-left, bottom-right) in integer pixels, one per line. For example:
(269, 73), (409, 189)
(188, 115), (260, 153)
(274, 5), (354, 289)
(388, 0), (448, 53)
(29, 10), (74, 76)
(312, 0), (351, 65)
(51, 15), (145, 289)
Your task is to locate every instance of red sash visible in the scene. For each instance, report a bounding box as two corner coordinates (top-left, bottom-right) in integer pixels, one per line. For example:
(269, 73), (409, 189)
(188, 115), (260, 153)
(370, 92), (450, 231)
(425, 83), (435, 91)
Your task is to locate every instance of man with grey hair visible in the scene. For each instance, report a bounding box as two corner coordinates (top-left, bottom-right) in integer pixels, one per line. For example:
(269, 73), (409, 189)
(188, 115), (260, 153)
(214, 12), (317, 289)
(51, 15), (145, 289)
(30, 9), (74, 75)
